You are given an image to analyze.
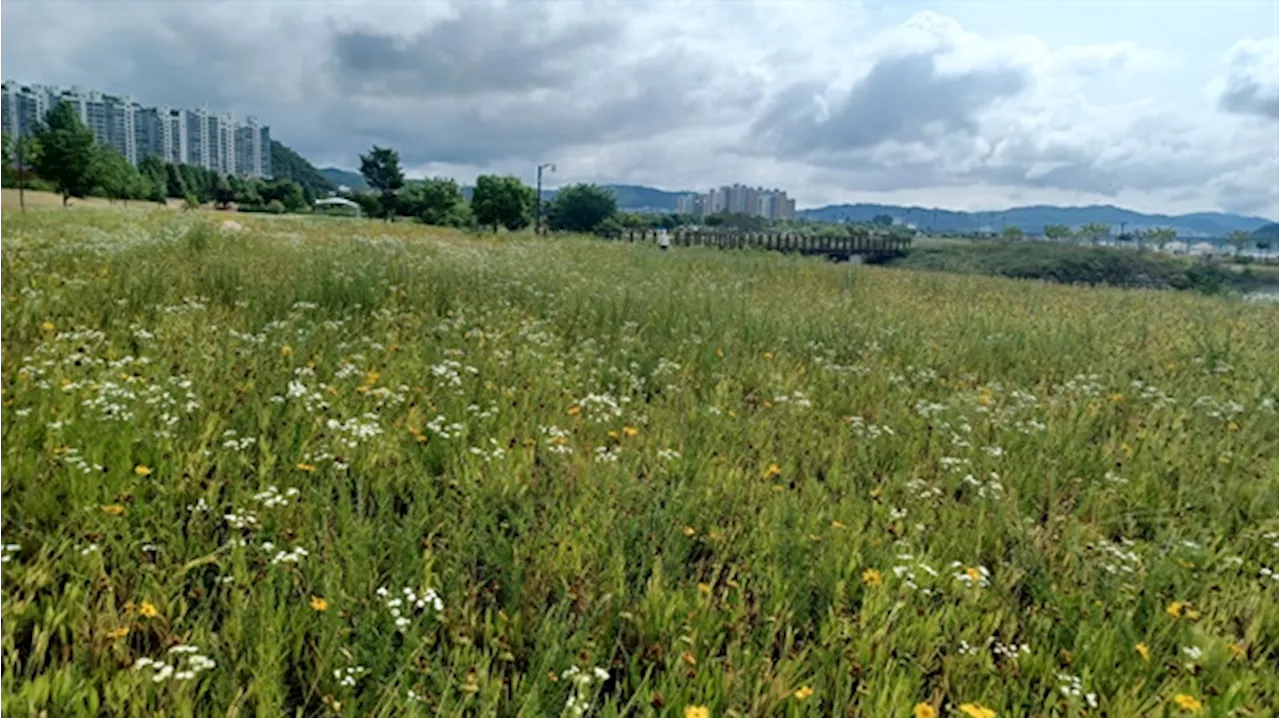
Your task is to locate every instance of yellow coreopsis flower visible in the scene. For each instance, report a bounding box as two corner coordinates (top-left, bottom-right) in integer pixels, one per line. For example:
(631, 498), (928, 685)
(684, 706), (710, 718)
(134, 465), (152, 476)
(959, 703), (996, 718)
(762, 463), (782, 480)
(861, 568), (882, 588)
(1134, 643), (1150, 661)
(913, 703), (936, 718)
(793, 685), (813, 701)
(1173, 694), (1203, 712)
(138, 601), (160, 618)
(101, 504), (126, 516)
(310, 596), (328, 612)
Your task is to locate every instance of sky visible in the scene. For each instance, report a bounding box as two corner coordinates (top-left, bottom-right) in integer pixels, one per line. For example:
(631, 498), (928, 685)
(2, 0), (1277, 218)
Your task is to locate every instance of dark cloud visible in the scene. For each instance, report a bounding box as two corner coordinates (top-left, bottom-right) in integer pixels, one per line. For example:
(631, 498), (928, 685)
(754, 50), (1026, 156)
(329, 7), (619, 97)
(1219, 77), (1279, 120)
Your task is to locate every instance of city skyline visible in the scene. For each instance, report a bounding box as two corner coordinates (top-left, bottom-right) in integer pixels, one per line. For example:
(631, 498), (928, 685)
(2, 80), (272, 179)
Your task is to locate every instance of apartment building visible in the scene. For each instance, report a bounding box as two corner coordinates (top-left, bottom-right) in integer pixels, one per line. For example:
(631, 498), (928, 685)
(1, 80), (272, 178)
(677, 184), (796, 220)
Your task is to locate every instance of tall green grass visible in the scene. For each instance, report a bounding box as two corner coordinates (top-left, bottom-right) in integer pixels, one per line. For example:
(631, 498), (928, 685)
(2, 210), (1277, 717)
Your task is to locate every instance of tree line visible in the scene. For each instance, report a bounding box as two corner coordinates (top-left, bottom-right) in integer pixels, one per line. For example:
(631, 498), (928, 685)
(1, 103), (315, 213)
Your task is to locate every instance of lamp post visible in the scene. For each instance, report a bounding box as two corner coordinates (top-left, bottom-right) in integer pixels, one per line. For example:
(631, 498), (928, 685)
(536, 162), (555, 234)
(17, 136), (26, 212)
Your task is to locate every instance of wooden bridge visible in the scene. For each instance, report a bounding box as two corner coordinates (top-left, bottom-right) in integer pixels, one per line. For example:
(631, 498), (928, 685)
(613, 228), (911, 261)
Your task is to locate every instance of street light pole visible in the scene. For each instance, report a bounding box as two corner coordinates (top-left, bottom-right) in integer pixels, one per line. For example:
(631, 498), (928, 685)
(17, 136), (25, 213)
(536, 162), (555, 234)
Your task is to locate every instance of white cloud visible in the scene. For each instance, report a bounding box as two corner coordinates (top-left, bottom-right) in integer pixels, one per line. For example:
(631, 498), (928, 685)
(0, 0), (1275, 218)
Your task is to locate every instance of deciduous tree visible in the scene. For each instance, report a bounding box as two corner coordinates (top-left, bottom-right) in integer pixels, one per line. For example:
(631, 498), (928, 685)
(472, 175), (534, 232)
(34, 103), (98, 205)
(547, 184), (617, 233)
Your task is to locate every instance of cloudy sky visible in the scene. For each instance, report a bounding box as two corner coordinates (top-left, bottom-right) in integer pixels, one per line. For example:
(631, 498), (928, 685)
(3, 0), (1277, 217)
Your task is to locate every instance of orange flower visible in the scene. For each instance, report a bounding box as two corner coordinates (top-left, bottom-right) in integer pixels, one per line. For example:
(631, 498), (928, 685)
(309, 596), (328, 612)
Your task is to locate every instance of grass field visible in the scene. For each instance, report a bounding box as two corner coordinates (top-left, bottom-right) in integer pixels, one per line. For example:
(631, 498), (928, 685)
(2, 209), (1277, 717)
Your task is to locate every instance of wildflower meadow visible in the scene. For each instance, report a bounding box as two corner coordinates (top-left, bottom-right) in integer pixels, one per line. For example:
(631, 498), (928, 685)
(2, 209), (1277, 717)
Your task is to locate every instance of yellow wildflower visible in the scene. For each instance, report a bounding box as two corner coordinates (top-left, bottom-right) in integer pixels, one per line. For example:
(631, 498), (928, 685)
(309, 596), (328, 612)
(281, 344), (293, 356)
(1108, 393), (1125, 402)
(1135, 643), (1150, 661)
(681, 651), (697, 666)
(763, 352), (774, 360)
(861, 568), (882, 588)
(567, 405), (582, 416)
(134, 465), (152, 476)
(684, 706), (710, 718)
(682, 526), (696, 537)
(1229, 642), (1245, 659)
(697, 582), (712, 595)
(622, 426), (639, 438)
(607, 430), (621, 441)
(101, 504), (126, 516)
(105, 626), (130, 640)
(958, 703), (996, 718)
(41, 321), (55, 332)
(1166, 601), (1199, 619)
(913, 704), (937, 718)
(965, 567), (982, 583)
(297, 463), (316, 472)
(1173, 694), (1203, 712)
(831, 520), (847, 529)
(138, 601), (160, 619)
(793, 685), (813, 701)
(762, 463), (782, 480)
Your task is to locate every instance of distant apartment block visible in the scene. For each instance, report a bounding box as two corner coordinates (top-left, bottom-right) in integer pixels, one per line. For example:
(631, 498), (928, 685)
(1, 80), (272, 178)
(676, 184), (796, 220)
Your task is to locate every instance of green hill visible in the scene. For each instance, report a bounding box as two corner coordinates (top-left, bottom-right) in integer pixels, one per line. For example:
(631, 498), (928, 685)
(270, 142), (337, 198)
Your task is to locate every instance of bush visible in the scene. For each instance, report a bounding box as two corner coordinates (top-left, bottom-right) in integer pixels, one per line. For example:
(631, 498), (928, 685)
(266, 199), (286, 215)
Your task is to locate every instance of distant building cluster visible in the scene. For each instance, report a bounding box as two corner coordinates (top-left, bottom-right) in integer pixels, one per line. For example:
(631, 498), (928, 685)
(2, 80), (271, 178)
(676, 184), (797, 220)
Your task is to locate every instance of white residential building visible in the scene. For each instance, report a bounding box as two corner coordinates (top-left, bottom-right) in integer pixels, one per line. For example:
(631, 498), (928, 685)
(2, 80), (272, 178)
(678, 185), (796, 220)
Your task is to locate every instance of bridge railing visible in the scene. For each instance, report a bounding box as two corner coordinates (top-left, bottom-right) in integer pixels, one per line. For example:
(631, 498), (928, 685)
(612, 229), (912, 257)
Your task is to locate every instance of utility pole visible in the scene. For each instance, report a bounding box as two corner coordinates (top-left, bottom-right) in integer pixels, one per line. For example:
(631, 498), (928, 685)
(17, 136), (25, 212)
(1118, 221), (1127, 246)
(535, 162), (555, 235)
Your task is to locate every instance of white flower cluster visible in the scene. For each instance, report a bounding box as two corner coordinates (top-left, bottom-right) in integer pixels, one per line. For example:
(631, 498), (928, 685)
(848, 415), (893, 439)
(426, 414), (465, 440)
(576, 392), (627, 423)
(253, 485), (300, 509)
(952, 563), (991, 588)
(326, 414), (384, 449)
(334, 664), (367, 688)
(377, 585), (444, 632)
(1055, 673), (1098, 708)
(269, 546), (309, 565)
(134, 645), (216, 682)
(561, 665), (611, 718)
(1, 543), (20, 563)
(223, 509), (259, 530)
